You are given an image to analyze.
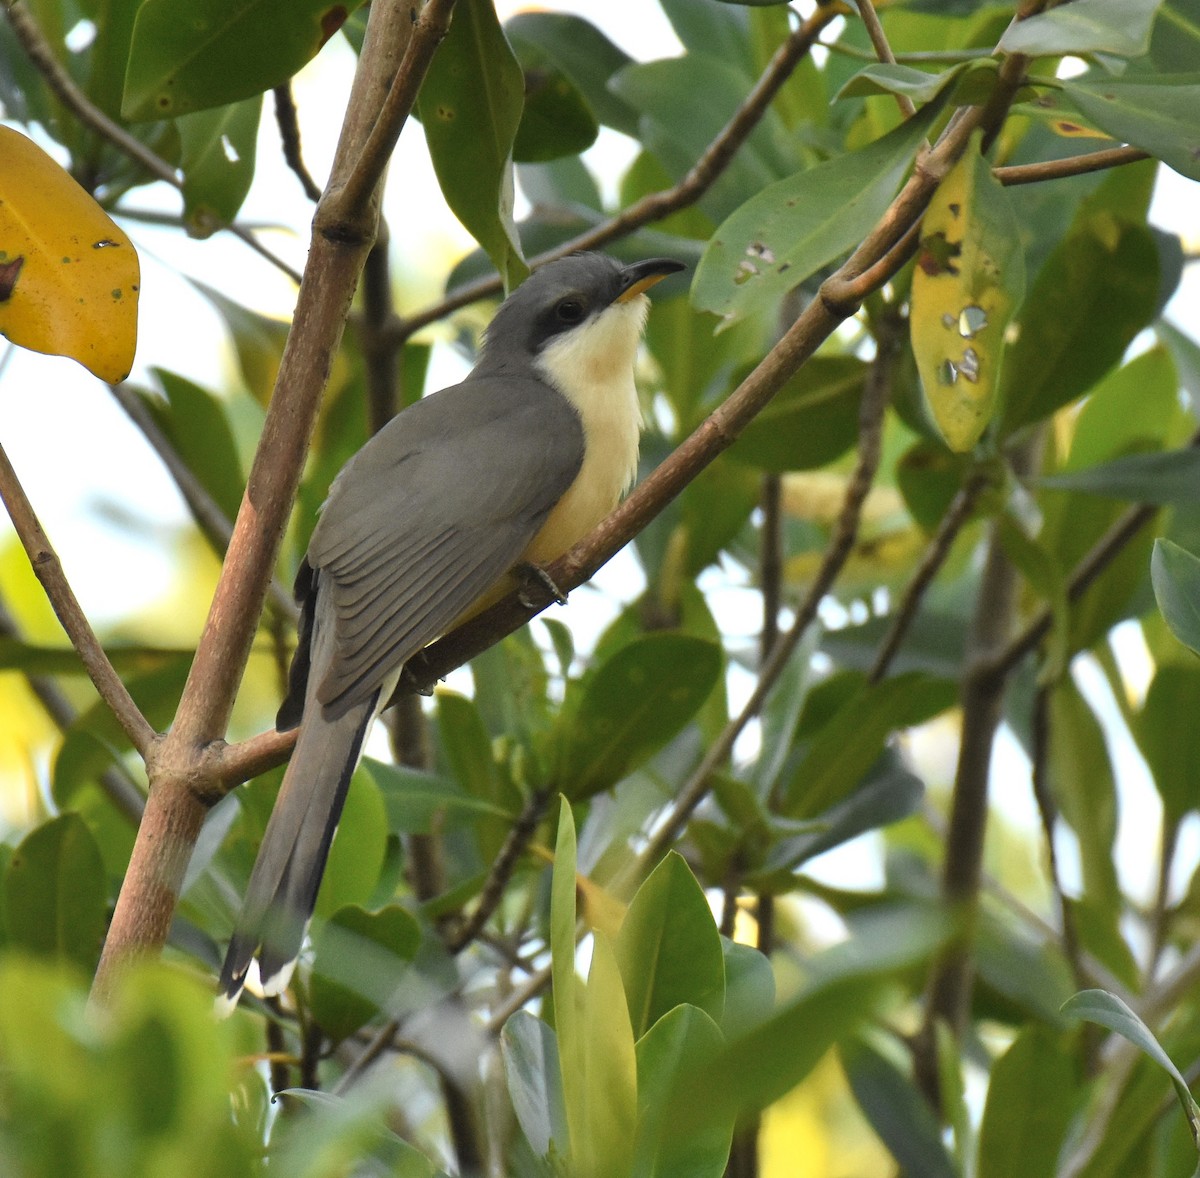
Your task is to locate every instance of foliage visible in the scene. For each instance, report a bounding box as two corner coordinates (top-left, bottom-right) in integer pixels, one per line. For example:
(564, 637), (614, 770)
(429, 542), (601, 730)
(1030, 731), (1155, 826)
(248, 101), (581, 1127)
(1, 0), (1200, 1175)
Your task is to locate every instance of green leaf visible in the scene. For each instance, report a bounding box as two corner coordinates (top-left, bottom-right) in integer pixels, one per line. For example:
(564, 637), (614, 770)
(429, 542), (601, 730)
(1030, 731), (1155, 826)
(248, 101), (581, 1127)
(1061, 73), (1200, 182)
(659, 0), (756, 78)
(122, 0), (361, 120)
(363, 758), (511, 835)
(842, 1037), (958, 1178)
(783, 672), (955, 818)
(2, 814), (106, 974)
(550, 802), (583, 1161)
(728, 355), (867, 471)
(611, 54), (796, 225)
(1150, 0), (1200, 72)
(176, 95), (262, 236)
(145, 368), (246, 521)
(836, 62), (969, 104)
(418, 0), (527, 290)
(692, 101), (940, 330)
(911, 133), (1025, 452)
(616, 853), (725, 1039)
(1040, 448), (1200, 505)
(998, 0), (1161, 57)
(1153, 539), (1200, 655)
(1063, 989), (1200, 1150)
(504, 11), (639, 138)
(309, 904), (420, 1043)
(998, 221), (1160, 433)
(1137, 666), (1200, 824)
(977, 1025), (1079, 1178)
(632, 1005), (731, 1178)
(512, 63), (598, 163)
(501, 1011), (569, 1162)
(555, 634), (723, 800)
(579, 932), (638, 1177)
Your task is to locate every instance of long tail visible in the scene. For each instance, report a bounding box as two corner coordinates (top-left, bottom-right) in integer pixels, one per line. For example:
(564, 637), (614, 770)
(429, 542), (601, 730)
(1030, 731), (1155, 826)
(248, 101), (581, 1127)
(217, 693), (376, 1007)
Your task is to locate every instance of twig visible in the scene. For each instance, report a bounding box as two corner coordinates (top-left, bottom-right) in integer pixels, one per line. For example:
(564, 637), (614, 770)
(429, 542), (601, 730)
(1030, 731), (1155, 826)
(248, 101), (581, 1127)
(0, 594), (145, 823)
(359, 218), (401, 433)
(855, 0), (918, 119)
(446, 791), (549, 955)
(330, 0), (458, 219)
(868, 472), (988, 683)
(273, 83), (323, 202)
(0, 440), (156, 756)
(107, 382), (297, 620)
(384, 5), (838, 344)
(996, 146), (1150, 186)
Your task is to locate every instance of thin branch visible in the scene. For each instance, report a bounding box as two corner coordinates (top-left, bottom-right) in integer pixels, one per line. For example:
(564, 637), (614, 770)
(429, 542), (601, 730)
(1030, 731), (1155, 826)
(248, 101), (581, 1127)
(855, 0), (918, 119)
(868, 472), (988, 683)
(385, 5), (838, 343)
(996, 146), (1150, 187)
(0, 440), (156, 756)
(329, 0), (458, 219)
(445, 791), (549, 955)
(0, 594), (145, 823)
(273, 83), (323, 202)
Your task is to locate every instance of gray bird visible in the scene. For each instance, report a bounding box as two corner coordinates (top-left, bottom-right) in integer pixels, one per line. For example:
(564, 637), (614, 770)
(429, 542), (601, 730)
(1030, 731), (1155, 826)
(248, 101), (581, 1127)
(218, 252), (683, 1006)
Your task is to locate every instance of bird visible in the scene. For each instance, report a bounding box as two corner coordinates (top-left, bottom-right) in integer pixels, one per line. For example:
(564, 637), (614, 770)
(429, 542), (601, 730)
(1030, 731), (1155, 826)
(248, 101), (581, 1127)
(217, 252), (684, 1007)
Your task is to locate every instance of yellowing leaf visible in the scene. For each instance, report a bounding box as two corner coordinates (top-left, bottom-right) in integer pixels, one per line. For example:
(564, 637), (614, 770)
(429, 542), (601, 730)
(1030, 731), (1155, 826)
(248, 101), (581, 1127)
(911, 134), (1024, 452)
(0, 127), (139, 382)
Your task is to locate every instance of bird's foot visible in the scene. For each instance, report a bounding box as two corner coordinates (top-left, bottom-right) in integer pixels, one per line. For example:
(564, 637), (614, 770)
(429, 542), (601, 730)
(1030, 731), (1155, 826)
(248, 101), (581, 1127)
(515, 562), (568, 608)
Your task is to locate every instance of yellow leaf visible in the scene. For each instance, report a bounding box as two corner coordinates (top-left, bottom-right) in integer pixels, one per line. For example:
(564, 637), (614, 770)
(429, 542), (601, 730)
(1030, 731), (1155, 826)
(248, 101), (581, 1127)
(911, 133), (1024, 452)
(0, 127), (139, 382)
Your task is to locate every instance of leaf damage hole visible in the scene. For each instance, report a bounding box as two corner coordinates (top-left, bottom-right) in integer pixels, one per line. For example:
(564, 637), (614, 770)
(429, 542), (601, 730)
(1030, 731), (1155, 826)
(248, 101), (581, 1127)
(917, 232), (960, 277)
(734, 241), (776, 285)
(0, 255), (24, 301)
(220, 134), (240, 163)
(93, 239), (120, 249)
(937, 347), (980, 386)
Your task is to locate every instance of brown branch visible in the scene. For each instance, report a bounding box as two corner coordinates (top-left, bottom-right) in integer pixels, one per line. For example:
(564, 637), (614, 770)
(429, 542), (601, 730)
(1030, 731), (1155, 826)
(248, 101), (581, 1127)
(855, 0), (918, 119)
(0, 440), (156, 756)
(92, 0), (432, 999)
(996, 146), (1150, 187)
(445, 791), (549, 955)
(868, 472), (988, 684)
(273, 83), (323, 202)
(385, 5), (838, 344)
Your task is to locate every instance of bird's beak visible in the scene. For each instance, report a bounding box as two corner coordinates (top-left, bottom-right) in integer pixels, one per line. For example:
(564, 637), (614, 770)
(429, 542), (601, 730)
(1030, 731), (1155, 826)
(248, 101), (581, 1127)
(613, 257), (686, 304)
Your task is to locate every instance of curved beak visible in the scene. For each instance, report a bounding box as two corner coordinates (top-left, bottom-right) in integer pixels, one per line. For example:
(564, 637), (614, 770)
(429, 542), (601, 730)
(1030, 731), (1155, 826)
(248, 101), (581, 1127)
(613, 257), (687, 304)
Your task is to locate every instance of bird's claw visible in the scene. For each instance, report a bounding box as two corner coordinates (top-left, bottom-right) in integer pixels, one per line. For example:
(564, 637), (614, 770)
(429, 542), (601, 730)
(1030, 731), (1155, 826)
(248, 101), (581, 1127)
(516, 562), (568, 608)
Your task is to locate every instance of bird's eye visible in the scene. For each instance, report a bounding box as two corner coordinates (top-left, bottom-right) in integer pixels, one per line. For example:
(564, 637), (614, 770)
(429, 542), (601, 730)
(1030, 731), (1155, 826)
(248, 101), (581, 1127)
(556, 298), (585, 324)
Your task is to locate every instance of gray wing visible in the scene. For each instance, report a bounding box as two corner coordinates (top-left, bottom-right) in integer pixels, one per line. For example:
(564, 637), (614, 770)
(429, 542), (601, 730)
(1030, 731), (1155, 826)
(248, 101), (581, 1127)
(305, 375), (584, 718)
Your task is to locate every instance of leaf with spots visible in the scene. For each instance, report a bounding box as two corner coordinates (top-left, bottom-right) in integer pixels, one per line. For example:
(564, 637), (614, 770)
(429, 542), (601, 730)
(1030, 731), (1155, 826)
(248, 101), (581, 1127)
(911, 132), (1024, 453)
(0, 126), (139, 383)
(418, 0), (528, 290)
(122, 0), (362, 121)
(554, 634), (723, 800)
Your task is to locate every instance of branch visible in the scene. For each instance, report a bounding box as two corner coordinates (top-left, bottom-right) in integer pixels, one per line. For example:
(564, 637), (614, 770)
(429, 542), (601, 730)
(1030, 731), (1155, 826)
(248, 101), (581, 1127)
(385, 5), (837, 343)
(0, 440), (156, 756)
(996, 145), (1150, 186)
(855, 0), (918, 119)
(868, 471), (989, 683)
(273, 82), (323, 202)
(93, 0), (434, 998)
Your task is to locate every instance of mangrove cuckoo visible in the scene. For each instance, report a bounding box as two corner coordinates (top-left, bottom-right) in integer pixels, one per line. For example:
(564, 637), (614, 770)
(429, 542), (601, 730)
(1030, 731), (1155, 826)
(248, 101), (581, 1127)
(218, 252), (683, 1005)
